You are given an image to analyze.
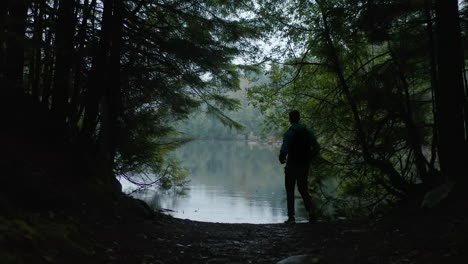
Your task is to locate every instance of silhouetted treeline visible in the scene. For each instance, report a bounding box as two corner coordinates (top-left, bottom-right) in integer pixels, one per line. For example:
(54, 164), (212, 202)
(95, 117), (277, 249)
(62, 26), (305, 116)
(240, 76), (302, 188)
(0, 0), (258, 186)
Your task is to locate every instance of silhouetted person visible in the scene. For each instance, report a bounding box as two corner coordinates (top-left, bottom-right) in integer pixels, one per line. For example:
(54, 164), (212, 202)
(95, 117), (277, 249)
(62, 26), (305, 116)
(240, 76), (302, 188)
(279, 110), (320, 224)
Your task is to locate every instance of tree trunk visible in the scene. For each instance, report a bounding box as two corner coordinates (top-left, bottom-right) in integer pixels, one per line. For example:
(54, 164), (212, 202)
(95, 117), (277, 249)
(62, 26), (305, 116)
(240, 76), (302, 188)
(424, 0), (439, 172)
(51, 0), (76, 123)
(81, 0), (114, 139)
(70, 0), (96, 125)
(41, 0), (59, 106)
(434, 0), (468, 185)
(5, 0), (29, 91)
(31, 0), (45, 101)
(98, 0), (123, 184)
(0, 1), (7, 77)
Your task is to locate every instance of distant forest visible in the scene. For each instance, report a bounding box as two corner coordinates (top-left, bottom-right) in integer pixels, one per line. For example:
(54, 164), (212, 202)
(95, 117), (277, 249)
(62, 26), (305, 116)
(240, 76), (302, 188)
(175, 77), (280, 142)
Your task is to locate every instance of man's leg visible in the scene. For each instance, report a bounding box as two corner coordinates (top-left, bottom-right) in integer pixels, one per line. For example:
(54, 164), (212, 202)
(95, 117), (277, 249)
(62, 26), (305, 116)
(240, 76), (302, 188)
(296, 165), (316, 219)
(285, 166), (296, 219)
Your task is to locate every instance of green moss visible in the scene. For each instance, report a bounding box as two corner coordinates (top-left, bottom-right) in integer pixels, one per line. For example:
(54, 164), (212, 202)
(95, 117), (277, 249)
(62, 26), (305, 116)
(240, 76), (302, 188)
(0, 213), (95, 264)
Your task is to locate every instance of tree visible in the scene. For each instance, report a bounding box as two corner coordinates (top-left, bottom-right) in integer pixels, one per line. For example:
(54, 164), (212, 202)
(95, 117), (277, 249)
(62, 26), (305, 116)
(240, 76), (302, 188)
(4, 0), (29, 90)
(247, 0), (466, 208)
(1, 0), (260, 190)
(51, 0), (75, 123)
(434, 0), (468, 186)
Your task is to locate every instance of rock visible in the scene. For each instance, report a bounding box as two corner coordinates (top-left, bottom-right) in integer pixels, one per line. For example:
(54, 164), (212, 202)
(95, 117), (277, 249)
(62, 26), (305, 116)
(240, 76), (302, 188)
(421, 181), (454, 209)
(342, 229), (366, 234)
(136, 233), (148, 239)
(207, 258), (231, 263)
(277, 255), (320, 264)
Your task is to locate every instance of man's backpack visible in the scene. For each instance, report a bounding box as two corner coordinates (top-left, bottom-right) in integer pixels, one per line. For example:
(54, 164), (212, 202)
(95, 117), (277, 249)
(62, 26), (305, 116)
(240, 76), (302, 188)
(288, 127), (320, 163)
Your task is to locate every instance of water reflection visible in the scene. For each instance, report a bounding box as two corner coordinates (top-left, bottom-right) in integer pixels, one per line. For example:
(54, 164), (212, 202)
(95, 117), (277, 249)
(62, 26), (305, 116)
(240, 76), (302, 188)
(131, 140), (309, 223)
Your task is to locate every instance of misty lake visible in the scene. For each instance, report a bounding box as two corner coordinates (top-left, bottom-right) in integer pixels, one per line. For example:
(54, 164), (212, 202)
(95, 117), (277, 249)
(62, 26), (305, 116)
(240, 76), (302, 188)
(123, 140), (309, 224)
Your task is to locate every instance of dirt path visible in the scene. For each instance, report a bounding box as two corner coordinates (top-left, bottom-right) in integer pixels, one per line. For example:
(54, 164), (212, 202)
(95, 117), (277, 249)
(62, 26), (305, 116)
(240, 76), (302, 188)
(96, 216), (324, 263)
(91, 212), (468, 264)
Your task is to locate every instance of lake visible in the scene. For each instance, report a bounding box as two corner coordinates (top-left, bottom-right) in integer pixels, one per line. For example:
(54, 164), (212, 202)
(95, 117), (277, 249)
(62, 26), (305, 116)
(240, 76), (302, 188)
(123, 140), (309, 224)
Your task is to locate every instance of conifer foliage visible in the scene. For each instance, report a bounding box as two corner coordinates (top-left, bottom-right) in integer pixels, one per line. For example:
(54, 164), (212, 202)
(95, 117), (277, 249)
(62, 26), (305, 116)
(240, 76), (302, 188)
(0, 0), (258, 186)
(247, 0), (468, 208)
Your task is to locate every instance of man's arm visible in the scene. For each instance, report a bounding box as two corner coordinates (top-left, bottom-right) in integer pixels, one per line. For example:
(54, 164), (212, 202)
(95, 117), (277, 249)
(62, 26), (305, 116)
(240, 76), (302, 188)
(279, 129), (292, 164)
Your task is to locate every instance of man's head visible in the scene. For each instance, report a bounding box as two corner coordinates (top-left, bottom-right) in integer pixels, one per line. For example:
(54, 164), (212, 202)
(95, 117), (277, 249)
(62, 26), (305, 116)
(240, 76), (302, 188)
(288, 110), (300, 124)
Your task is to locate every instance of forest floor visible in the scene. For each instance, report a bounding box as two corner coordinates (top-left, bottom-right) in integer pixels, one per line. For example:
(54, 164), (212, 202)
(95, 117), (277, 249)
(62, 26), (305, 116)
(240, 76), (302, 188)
(89, 206), (468, 264)
(3, 193), (468, 264)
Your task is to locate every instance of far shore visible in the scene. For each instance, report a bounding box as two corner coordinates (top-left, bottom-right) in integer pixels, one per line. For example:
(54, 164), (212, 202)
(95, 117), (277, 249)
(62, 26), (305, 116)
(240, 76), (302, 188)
(192, 137), (282, 147)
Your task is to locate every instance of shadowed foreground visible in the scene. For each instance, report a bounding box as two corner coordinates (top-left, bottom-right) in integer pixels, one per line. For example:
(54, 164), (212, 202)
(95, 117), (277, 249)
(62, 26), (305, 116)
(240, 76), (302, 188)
(92, 210), (467, 264)
(1, 121), (467, 264)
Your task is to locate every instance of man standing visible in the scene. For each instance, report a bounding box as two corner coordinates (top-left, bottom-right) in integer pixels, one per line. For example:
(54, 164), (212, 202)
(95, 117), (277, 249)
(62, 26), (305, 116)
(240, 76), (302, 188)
(279, 110), (320, 224)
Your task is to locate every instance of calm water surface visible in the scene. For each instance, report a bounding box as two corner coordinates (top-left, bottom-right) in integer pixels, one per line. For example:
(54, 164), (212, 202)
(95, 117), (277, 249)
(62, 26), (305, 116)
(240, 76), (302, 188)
(124, 140), (309, 223)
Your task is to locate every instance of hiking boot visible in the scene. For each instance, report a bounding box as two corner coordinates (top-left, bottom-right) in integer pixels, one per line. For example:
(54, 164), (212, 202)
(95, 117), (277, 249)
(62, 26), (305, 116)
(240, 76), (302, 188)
(284, 217), (295, 224)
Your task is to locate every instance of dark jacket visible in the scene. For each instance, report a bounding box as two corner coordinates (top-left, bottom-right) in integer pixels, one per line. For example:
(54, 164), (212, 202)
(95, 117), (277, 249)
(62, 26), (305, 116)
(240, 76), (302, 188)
(279, 123), (319, 165)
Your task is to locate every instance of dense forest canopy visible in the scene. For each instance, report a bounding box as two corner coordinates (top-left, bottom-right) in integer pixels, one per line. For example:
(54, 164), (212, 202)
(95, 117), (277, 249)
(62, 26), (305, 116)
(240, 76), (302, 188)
(1, 0), (468, 212)
(1, 0), (262, 188)
(245, 0), (468, 210)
